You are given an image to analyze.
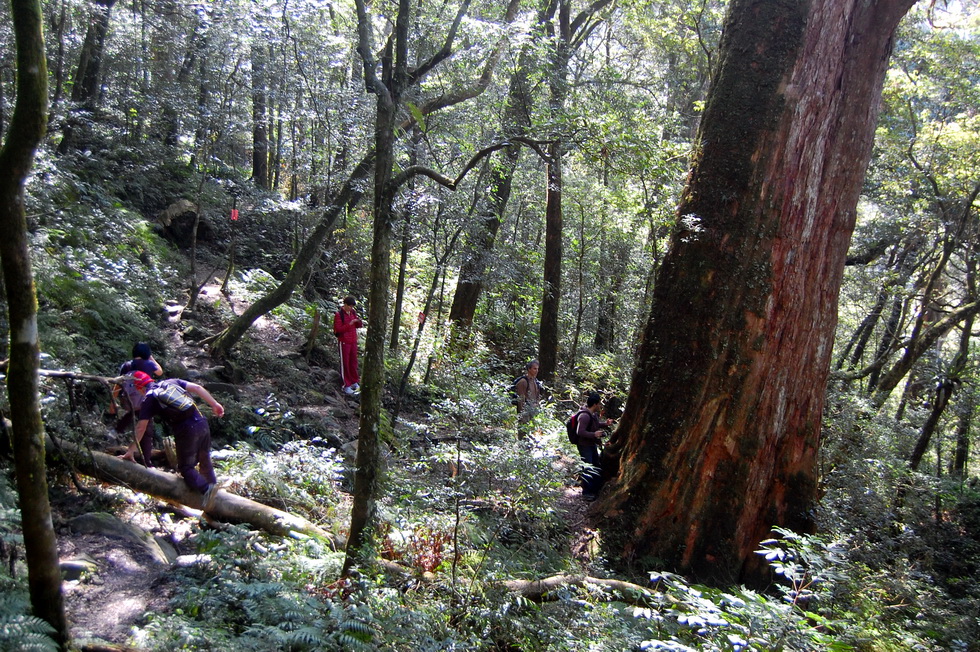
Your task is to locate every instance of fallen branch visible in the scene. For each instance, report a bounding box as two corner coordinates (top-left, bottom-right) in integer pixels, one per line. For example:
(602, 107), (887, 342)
(502, 573), (654, 606)
(46, 436), (343, 547)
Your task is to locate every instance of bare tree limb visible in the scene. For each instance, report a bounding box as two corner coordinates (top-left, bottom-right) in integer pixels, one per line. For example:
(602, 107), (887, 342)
(390, 137), (555, 191)
(407, 0), (473, 84)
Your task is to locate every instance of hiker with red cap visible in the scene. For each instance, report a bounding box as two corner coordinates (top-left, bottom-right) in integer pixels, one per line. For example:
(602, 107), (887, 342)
(122, 372), (227, 510)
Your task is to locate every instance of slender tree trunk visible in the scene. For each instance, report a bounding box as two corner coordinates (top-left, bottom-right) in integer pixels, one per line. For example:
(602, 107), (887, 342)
(49, 0), (67, 118)
(537, 2), (569, 382)
(390, 216), (411, 351)
(538, 138), (562, 380)
(597, 0), (915, 586)
(390, 129), (422, 351)
(536, 0), (613, 380)
(251, 44), (269, 190)
(344, 0), (473, 576)
(343, 0), (405, 576)
(908, 378), (956, 472)
(866, 293), (906, 390)
(951, 391), (973, 478)
(395, 208), (464, 420)
(0, 1), (69, 645)
(571, 205), (586, 362)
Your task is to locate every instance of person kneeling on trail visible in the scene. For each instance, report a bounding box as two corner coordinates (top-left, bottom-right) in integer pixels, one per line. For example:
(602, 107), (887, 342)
(123, 371), (226, 510)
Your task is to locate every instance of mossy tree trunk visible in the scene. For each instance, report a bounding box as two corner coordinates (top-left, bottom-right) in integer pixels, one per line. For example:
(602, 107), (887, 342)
(0, 0), (70, 646)
(342, 0), (473, 576)
(597, 0), (915, 586)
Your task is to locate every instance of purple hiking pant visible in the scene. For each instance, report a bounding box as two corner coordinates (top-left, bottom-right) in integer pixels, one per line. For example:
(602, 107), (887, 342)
(173, 417), (216, 493)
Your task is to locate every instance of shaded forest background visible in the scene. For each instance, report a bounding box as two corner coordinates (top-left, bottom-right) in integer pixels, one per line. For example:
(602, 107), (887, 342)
(2, 0), (980, 650)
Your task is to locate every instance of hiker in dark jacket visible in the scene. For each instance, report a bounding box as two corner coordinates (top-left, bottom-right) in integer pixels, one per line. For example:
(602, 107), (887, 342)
(575, 393), (613, 501)
(124, 372), (226, 510)
(110, 342), (164, 435)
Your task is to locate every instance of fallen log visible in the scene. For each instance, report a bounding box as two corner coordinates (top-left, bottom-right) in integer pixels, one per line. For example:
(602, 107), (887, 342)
(47, 436), (343, 546)
(502, 574), (654, 606)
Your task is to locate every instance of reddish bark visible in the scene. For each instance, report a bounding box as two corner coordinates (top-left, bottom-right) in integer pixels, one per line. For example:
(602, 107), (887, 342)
(597, 0), (914, 585)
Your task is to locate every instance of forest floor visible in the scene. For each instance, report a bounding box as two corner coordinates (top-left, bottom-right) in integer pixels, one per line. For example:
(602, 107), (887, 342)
(50, 281), (597, 649)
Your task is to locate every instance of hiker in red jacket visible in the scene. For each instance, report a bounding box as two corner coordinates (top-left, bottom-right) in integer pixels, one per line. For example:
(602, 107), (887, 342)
(334, 296), (363, 395)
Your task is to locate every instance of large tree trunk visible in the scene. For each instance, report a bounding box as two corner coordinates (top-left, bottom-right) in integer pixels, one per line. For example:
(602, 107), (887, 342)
(597, 0), (915, 586)
(0, 1), (69, 645)
(70, 0), (116, 107)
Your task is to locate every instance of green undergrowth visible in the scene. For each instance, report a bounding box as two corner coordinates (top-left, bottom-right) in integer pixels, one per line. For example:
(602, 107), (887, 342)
(116, 399), (977, 651)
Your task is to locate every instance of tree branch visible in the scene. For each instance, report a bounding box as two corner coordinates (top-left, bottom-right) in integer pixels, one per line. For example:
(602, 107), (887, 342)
(389, 137), (555, 191)
(407, 0), (473, 85)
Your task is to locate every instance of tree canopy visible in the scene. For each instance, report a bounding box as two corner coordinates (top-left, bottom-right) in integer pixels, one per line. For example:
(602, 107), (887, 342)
(1, 0), (980, 649)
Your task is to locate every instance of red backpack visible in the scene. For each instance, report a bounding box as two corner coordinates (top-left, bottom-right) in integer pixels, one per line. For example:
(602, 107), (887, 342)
(566, 409), (589, 445)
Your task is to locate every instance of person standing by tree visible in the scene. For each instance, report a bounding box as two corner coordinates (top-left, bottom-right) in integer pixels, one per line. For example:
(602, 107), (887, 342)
(126, 372), (226, 510)
(575, 393), (612, 501)
(334, 296), (363, 395)
(515, 359), (542, 438)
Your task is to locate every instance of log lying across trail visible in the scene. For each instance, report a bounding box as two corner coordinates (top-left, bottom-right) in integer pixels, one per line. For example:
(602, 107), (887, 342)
(47, 436), (342, 545)
(502, 574), (654, 606)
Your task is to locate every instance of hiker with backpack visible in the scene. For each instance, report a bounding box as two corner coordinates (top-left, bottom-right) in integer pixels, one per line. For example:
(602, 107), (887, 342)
(123, 371), (226, 510)
(334, 296), (363, 395)
(514, 360), (542, 438)
(568, 393), (613, 501)
(109, 342), (164, 437)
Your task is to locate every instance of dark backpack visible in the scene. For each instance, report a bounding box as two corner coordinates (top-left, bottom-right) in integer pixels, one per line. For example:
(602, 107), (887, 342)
(510, 375), (528, 406)
(510, 375), (543, 406)
(115, 373), (145, 412)
(566, 409), (589, 445)
(148, 382), (195, 413)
